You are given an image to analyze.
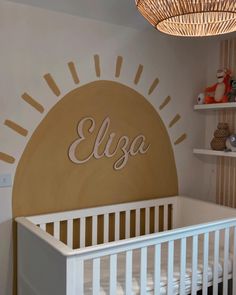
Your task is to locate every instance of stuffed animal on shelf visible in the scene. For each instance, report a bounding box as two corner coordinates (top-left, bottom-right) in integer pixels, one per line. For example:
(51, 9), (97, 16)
(226, 134), (236, 151)
(228, 80), (236, 102)
(197, 93), (205, 104)
(205, 69), (231, 104)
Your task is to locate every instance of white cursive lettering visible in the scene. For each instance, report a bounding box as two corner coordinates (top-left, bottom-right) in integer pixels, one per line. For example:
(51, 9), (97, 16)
(68, 116), (150, 170)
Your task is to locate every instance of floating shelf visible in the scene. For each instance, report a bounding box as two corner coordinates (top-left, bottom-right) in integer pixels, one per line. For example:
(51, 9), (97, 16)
(193, 148), (236, 158)
(194, 102), (236, 111)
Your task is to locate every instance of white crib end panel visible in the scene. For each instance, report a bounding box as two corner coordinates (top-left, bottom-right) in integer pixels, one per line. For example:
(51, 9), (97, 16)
(17, 223), (67, 295)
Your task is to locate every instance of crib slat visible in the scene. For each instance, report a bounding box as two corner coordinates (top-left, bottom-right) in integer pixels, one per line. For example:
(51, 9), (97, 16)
(67, 219), (73, 248)
(213, 230), (219, 295)
(53, 221), (60, 240)
(125, 210), (130, 239)
(110, 254), (117, 294)
(77, 258), (84, 294)
(191, 235), (198, 295)
(202, 232), (209, 295)
(140, 247), (147, 295)
(164, 205), (168, 231)
(92, 258), (100, 295)
(155, 206), (159, 232)
(180, 237), (186, 295)
(65, 258), (84, 294)
(104, 213), (109, 243)
(125, 250), (133, 294)
(145, 207), (150, 234)
(135, 209), (140, 236)
(167, 240), (174, 295)
(154, 244), (161, 295)
(92, 215), (98, 246)
(115, 212), (120, 241)
(223, 228), (230, 295)
(80, 217), (85, 248)
(233, 227), (236, 295)
(39, 223), (46, 231)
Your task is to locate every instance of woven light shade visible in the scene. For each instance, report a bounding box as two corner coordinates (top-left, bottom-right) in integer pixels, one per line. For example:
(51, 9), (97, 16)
(136, 0), (236, 37)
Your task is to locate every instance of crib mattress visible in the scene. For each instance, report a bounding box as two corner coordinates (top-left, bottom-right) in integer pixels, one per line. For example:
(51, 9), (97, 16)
(83, 240), (233, 294)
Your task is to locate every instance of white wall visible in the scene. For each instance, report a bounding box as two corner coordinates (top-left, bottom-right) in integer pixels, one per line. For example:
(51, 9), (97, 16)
(0, 1), (210, 294)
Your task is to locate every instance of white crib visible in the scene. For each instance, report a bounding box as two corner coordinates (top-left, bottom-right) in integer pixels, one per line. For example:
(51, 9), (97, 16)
(16, 196), (236, 295)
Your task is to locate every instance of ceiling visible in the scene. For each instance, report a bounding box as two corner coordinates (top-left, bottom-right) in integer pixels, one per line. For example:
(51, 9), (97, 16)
(7, 0), (151, 30)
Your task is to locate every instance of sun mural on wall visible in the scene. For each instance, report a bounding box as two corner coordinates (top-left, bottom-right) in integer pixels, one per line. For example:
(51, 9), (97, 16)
(0, 55), (187, 218)
(1, 55), (187, 295)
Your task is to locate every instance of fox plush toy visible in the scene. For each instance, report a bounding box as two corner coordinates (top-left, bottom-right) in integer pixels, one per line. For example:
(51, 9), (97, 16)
(205, 69), (231, 104)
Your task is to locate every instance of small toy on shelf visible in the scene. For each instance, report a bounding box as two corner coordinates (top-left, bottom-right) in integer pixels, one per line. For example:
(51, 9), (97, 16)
(228, 80), (236, 102)
(226, 134), (236, 152)
(197, 93), (205, 104)
(205, 69), (231, 104)
(210, 122), (230, 151)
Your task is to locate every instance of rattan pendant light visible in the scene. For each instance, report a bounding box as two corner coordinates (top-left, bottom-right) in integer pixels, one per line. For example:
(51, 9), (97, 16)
(135, 0), (236, 37)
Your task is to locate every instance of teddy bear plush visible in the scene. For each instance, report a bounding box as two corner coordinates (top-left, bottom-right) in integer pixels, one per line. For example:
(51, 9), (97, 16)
(228, 80), (236, 102)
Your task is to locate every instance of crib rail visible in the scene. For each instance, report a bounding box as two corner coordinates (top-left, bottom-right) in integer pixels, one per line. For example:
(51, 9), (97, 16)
(27, 196), (178, 248)
(67, 217), (236, 295)
(16, 196), (236, 295)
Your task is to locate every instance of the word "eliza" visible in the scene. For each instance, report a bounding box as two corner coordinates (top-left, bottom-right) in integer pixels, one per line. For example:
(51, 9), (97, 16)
(68, 117), (150, 170)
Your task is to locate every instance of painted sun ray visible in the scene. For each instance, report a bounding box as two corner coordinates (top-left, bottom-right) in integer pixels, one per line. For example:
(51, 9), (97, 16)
(68, 62), (80, 84)
(134, 64), (143, 85)
(4, 120), (28, 137)
(115, 56), (123, 78)
(94, 54), (101, 77)
(159, 96), (171, 110)
(174, 133), (187, 145)
(0, 152), (15, 164)
(169, 114), (181, 128)
(21, 93), (44, 113)
(148, 78), (159, 95)
(44, 73), (61, 97)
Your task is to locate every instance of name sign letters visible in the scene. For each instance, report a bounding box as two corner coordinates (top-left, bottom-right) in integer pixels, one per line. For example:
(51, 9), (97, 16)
(68, 117), (150, 170)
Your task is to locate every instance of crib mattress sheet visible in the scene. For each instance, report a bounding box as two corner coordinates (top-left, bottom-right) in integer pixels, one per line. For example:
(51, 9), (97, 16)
(83, 239), (233, 294)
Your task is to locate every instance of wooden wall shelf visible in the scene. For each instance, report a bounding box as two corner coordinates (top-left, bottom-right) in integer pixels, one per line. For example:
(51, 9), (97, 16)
(193, 148), (236, 158)
(194, 102), (236, 111)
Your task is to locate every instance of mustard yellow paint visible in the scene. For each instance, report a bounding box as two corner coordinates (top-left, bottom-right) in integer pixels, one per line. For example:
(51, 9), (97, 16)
(13, 80), (178, 218)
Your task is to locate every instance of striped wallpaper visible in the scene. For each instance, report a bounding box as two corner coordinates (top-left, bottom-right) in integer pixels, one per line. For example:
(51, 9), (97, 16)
(216, 38), (236, 208)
